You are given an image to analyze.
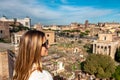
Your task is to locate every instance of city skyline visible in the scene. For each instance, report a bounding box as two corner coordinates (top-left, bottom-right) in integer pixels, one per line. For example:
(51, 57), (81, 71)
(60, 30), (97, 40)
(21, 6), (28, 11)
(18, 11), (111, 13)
(0, 0), (120, 25)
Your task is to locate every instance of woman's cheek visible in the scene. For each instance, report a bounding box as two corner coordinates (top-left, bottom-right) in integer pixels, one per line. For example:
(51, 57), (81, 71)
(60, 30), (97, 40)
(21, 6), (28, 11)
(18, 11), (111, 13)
(41, 47), (48, 56)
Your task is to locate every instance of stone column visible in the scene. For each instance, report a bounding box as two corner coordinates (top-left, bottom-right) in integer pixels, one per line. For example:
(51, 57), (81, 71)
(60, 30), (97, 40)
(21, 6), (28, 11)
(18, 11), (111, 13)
(14, 34), (17, 44)
(96, 45), (98, 54)
(107, 46), (109, 55)
(11, 35), (13, 44)
(93, 44), (95, 53)
(98, 45), (101, 54)
(110, 46), (114, 59)
(95, 44), (98, 54)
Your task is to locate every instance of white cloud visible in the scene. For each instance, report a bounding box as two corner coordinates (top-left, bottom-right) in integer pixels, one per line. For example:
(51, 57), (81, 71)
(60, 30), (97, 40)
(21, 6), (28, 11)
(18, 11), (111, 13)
(0, 0), (61, 18)
(61, 0), (68, 4)
(60, 5), (112, 17)
(0, 0), (116, 25)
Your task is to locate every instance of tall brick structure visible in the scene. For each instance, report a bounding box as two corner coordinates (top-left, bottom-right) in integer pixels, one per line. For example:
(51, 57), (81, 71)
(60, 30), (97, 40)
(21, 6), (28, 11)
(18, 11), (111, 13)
(85, 20), (89, 28)
(0, 52), (9, 80)
(0, 21), (22, 42)
(0, 21), (10, 41)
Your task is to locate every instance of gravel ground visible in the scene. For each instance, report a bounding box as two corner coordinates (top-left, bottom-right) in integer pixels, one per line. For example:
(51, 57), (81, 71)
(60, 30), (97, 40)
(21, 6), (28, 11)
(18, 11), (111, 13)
(0, 43), (14, 52)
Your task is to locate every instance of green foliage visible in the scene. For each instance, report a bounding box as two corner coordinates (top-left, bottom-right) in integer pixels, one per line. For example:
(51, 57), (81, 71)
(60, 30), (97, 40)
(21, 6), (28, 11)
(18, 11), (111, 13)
(57, 43), (73, 48)
(83, 43), (92, 54)
(115, 47), (120, 62)
(80, 62), (84, 70)
(63, 30), (80, 33)
(71, 30), (80, 32)
(0, 38), (5, 42)
(72, 64), (77, 71)
(112, 65), (120, 80)
(58, 30), (80, 38)
(71, 62), (81, 71)
(58, 32), (65, 37)
(70, 34), (74, 38)
(85, 30), (90, 34)
(10, 25), (30, 33)
(78, 40), (82, 43)
(83, 54), (116, 79)
(79, 32), (88, 37)
(0, 38), (10, 43)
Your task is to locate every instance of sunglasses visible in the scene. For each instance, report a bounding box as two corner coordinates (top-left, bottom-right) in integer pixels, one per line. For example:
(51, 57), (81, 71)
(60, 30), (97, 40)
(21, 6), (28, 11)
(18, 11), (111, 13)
(42, 40), (49, 49)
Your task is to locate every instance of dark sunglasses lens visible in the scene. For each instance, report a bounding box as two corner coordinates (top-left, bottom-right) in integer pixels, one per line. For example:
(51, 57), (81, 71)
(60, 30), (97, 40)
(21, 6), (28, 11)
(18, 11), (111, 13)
(42, 40), (48, 48)
(46, 40), (48, 45)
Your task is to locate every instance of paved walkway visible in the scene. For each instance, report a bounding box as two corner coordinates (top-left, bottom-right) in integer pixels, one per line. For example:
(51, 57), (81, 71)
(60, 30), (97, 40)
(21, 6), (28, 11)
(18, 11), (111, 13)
(0, 43), (14, 52)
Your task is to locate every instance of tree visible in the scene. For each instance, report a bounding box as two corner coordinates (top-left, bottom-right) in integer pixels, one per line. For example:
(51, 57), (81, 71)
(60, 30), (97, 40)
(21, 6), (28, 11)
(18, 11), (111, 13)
(70, 34), (74, 38)
(72, 64), (77, 71)
(79, 32), (88, 38)
(78, 40), (82, 43)
(10, 25), (30, 33)
(115, 47), (120, 62)
(85, 30), (90, 34)
(83, 43), (92, 54)
(83, 54), (116, 79)
(58, 32), (65, 37)
(112, 65), (120, 80)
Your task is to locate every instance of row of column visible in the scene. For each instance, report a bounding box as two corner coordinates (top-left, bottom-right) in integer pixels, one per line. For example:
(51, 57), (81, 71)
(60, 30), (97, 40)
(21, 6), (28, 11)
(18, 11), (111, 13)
(11, 34), (20, 44)
(93, 44), (111, 56)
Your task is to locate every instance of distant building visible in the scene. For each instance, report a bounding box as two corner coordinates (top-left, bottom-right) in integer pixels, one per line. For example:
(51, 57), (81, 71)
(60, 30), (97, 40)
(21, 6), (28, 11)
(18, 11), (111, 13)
(61, 25), (70, 30)
(11, 30), (55, 46)
(98, 22), (104, 27)
(0, 21), (21, 41)
(93, 33), (119, 59)
(98, 22), (120, 28)
(0, 16), (31, 28)
(0, 21), (10, 40)
(89, 23), (96, 27)
(47, 25), (61, 30)
(85, 20), (89, 28)
(33, 23), (43, 30)
(44, 30), (55, 45)
(33, 24), (55, 45)
(104, 22), (120, 28)
(70, 22), (79, 29)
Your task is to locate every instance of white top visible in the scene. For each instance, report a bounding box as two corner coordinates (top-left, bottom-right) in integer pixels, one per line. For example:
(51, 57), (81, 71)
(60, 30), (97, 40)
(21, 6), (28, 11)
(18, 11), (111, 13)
(28, 70), (53, 80)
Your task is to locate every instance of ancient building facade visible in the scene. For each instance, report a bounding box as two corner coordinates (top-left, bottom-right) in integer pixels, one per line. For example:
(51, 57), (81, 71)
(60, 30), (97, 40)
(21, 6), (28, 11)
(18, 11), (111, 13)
(0, 20), (22, 41)
(11, 30), (55, 45)
(0, 21), (11, 41)
(33, 23), (55, 44)
(44, 30), (55, 45)
(98, 22), (120, 28)
(93, 33), (118, 59)
(0, 16), (31, 28)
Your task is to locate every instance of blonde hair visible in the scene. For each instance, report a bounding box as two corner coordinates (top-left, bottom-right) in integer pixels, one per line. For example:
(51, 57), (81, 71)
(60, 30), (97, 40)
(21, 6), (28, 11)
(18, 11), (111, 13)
(13, 30), (45, 80)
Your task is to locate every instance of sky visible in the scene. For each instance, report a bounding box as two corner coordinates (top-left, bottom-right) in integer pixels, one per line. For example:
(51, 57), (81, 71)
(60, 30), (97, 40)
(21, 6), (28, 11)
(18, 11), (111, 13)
(0, 0), (120, 25)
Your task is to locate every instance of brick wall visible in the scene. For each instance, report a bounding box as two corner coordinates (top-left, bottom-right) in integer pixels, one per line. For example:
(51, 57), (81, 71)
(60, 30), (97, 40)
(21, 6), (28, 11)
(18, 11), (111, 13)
(0, 52), (9, 80)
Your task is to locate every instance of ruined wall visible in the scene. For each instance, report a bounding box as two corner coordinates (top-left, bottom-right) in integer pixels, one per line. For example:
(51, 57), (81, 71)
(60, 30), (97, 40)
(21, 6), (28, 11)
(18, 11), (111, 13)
(0, 52), (9, 80)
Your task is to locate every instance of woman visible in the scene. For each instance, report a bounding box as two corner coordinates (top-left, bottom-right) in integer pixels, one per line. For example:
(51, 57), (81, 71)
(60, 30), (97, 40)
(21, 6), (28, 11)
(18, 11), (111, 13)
(13, 30), (53, 80)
